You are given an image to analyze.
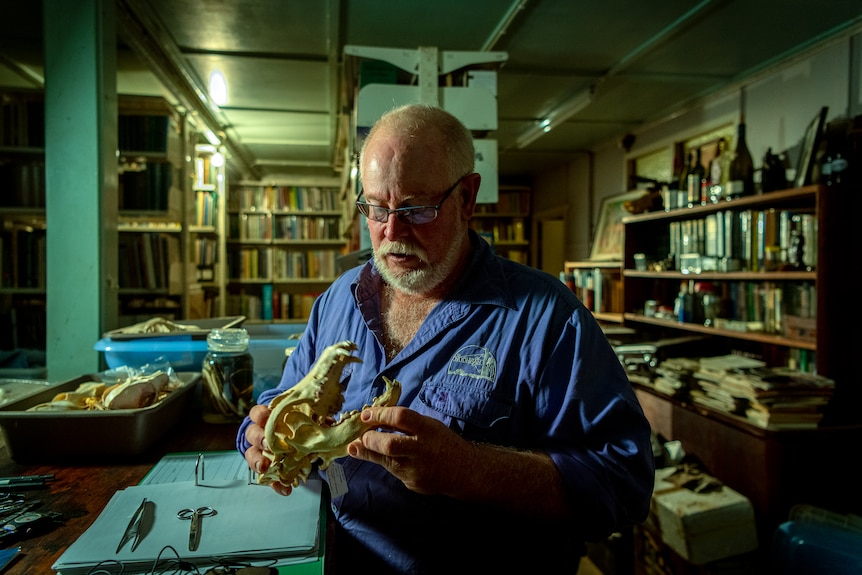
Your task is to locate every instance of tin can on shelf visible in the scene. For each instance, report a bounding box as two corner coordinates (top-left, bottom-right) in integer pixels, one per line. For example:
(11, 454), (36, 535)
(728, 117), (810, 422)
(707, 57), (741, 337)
(201, 328), (254, 423)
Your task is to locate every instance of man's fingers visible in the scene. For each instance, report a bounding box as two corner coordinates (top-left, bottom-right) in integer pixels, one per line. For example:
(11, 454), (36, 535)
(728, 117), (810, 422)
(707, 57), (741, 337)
(361, 405), (419, 432)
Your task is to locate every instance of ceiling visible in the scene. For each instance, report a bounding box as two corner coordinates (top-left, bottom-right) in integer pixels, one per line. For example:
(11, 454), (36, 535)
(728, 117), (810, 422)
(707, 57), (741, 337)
(2, 1), (862, 184)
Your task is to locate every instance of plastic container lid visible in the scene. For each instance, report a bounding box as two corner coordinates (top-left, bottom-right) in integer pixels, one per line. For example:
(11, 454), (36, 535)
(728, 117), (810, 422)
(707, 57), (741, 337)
(207, 328), (250, 352)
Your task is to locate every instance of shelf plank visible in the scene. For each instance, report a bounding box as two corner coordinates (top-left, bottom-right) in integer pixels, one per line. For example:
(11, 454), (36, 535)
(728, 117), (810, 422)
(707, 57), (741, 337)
(623, 313), (816, 350)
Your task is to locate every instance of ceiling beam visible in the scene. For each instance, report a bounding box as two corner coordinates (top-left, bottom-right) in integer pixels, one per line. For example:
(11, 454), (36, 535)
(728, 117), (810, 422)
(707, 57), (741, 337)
(115, 0), (261, 179)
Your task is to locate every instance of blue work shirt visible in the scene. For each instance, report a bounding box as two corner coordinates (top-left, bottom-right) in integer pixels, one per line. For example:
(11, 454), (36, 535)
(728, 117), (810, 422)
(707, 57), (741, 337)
(237, 231), (654, 573)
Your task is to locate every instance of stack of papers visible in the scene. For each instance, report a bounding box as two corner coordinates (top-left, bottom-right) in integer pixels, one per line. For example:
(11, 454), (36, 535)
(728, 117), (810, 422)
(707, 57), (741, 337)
(53, 453), (321, 574)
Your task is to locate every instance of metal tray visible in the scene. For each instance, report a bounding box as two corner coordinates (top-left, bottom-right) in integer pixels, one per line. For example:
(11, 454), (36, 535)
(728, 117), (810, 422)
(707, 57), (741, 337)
(0, 372), (200, 463)
(103, 316), (245, 341)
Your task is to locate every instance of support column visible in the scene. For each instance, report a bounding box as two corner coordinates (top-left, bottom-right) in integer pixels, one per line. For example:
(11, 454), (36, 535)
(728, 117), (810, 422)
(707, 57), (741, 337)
(44, 0), (118, 379)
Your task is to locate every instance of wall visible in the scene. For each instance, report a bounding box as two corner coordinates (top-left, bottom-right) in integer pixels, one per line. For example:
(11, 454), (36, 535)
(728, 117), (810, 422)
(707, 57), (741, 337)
(537, 32), (860, 263)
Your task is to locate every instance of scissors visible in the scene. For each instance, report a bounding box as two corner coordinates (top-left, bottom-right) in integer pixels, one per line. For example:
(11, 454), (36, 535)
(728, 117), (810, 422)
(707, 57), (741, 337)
(177, 506), (217, 552)
(116, 498), (153, 554)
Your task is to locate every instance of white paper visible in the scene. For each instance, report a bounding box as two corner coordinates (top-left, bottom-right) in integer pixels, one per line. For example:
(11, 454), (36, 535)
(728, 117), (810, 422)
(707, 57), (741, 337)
(53, 478), (321, 573)
(140, 450), (251, 485)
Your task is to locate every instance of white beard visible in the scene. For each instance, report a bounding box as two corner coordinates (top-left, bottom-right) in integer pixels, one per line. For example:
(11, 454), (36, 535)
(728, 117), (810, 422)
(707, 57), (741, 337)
(373, 222), (466, 296)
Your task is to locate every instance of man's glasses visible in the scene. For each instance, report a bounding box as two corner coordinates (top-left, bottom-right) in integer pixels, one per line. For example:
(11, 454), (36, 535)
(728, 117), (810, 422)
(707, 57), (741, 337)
(355, 174), (467, 225)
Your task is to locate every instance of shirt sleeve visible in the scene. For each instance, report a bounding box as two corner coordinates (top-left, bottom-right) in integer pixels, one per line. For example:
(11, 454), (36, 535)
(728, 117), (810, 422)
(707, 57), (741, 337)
(541, 308), (655, 539)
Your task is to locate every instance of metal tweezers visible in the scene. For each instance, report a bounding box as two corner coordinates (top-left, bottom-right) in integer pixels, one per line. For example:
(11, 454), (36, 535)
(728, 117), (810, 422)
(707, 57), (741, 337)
(116, 497), (152, 554)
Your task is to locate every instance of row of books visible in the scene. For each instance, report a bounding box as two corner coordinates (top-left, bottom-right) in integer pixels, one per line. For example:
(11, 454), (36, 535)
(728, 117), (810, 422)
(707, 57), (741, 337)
(228, 213), (342, 241)
(118, 115), (170, 153)
(193, 237), (218, 268)
(117, 232), (180, 290)
(472, 189), (529, 214)
(119, 163), (174, 212)
(470, 218), (526, 242)
(194, 190), (218, 227)
(668, 208), (817, 272)
(0, 229), (46, 289)
(194, 155), (219, 188)
(224, 290), (319, 321)
(0, 96), (45, 148)
(229, 186), (340, 212)
(714, 280), (816, 336)
(0, 298), (46, 350)
(564, 268), (622, 314)
(0, 159), (45, 208)
(227, 247), (340, 281)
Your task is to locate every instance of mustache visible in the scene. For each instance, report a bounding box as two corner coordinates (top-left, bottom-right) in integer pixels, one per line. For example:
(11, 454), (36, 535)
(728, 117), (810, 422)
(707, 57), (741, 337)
(377, 241), (427, 260)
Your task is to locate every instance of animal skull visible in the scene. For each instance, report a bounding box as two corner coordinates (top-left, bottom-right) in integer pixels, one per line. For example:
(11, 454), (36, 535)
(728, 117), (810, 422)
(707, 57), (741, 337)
(258, 340), (401, 488)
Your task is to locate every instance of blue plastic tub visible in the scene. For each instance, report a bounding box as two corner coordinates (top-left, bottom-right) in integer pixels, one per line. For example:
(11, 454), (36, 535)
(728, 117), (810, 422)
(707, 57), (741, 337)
(94, 336), (208, 371)
(95, 322), (307, 390)
(245, 323), (306, 399)
(773, 520), (862, 574)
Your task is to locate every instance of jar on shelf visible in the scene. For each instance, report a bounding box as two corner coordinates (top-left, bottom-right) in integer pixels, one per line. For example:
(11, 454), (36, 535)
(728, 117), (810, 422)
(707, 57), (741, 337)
(201, 328), (254, 423)
(694, 282), (718, 327)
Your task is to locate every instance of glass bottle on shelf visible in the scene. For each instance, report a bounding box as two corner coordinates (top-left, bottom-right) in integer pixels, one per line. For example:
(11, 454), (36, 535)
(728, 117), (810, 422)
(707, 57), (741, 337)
(821, 122), (849, 188)
(686, 148), (705, 207)
(708, 138), (729, 202)
(726, 119), (755, 198)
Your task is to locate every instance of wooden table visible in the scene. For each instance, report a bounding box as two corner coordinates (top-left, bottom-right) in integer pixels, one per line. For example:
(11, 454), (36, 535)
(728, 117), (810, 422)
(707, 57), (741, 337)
(0, 417), (239, 574)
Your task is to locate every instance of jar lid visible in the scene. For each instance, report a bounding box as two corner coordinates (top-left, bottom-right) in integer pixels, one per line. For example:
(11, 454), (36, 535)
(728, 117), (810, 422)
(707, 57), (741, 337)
(207, 328), (250, 351)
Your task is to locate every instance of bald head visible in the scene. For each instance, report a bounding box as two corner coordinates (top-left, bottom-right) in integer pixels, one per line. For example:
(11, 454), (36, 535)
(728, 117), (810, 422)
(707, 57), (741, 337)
(360, 104), (475, 184)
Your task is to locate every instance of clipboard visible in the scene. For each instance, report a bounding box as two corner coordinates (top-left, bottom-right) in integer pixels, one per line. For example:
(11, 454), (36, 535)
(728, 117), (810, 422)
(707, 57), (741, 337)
(52, 451), (327, 574)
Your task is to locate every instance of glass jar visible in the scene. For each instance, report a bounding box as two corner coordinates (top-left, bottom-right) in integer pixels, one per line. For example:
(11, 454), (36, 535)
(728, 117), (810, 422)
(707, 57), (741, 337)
(201, 328), (254, 423)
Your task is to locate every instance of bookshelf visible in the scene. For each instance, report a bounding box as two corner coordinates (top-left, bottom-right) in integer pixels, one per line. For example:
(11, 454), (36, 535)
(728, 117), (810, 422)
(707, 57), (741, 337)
(470, 184), (531, 264)
(115, 96), (186, 326)
(185, 143), (227, 318)
(0, 90), (46, 352)
(225, 182), (346, 322)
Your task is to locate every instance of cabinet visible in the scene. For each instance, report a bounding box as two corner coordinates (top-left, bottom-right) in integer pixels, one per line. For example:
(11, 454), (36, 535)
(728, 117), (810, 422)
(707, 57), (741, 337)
(470, 184), (531, 264)
(0, 90), (46, 353)
(225, 182), (346, 322)
(185, 143), (227, 318)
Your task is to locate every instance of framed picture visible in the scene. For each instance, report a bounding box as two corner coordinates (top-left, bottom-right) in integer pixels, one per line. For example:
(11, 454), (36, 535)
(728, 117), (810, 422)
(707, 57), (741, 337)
(590, 190), (647, 261)
(795, 106), (828, 187)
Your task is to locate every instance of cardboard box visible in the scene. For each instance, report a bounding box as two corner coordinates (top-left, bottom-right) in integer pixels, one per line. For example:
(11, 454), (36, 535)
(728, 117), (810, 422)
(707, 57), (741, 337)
(651, 467), (758, 564)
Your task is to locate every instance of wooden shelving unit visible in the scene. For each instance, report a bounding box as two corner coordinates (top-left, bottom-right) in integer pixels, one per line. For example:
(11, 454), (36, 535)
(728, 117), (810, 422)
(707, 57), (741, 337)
(563, 260), (624, 323)
(470, 184), (531, 264)
(225, 181), (346, 322)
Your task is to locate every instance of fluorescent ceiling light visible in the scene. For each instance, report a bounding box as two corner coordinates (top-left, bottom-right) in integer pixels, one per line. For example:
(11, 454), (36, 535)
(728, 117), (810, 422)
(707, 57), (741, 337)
(516, 86), (595, 149)
(209, 70), (228, 105)
(204, 130), (221, 146)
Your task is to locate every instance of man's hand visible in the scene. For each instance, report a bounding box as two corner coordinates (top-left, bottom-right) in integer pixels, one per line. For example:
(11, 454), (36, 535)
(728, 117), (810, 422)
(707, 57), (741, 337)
(243, 404), (293, 496)
(346, 406), (476, 496)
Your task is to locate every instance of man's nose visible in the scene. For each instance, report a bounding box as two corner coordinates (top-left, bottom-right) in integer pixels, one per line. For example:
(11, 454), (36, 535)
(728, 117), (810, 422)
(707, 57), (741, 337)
(382, 212), (409, 239)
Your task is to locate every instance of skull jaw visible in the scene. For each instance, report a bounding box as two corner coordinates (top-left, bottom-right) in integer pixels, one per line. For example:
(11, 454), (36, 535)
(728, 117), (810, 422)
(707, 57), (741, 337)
(258, 340), (401, 488)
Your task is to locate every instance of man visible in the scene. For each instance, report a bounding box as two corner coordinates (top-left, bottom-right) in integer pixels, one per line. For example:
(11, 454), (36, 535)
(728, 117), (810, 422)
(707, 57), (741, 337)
(238, 103), (654, 573)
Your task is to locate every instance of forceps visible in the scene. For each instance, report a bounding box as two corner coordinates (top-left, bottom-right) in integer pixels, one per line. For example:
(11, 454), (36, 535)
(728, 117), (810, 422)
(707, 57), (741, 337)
(177, 506), (216, 551)
(116, 498), (153, 554)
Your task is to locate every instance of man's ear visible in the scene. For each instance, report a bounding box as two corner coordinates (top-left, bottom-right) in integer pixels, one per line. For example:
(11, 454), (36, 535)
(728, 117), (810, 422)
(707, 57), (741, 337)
(459, 172), (481, 218)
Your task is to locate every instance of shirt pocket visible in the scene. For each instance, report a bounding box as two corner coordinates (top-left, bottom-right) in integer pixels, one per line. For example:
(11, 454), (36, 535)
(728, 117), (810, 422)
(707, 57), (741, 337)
(412, 379), (513, 439)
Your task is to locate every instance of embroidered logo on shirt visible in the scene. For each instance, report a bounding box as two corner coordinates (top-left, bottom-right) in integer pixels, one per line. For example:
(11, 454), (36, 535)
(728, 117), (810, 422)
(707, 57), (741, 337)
(447, 345), (497, 382)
